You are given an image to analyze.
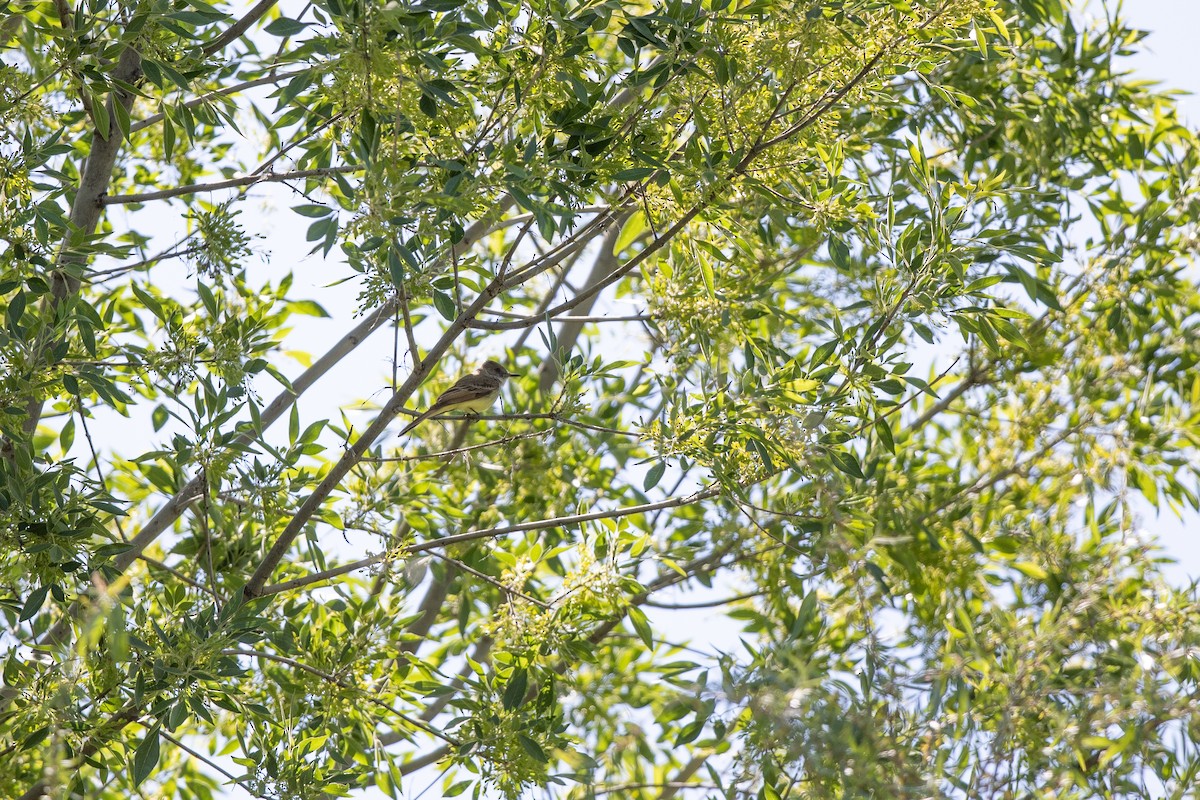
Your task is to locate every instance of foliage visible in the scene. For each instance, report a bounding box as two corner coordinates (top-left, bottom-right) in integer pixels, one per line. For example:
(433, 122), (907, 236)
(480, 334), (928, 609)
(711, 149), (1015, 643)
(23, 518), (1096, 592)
(1, 0), (1199, 798)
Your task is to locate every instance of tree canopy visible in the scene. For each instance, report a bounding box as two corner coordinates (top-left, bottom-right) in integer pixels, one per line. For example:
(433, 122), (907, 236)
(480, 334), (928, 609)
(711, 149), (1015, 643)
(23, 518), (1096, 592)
(2, 0), (1200, 798)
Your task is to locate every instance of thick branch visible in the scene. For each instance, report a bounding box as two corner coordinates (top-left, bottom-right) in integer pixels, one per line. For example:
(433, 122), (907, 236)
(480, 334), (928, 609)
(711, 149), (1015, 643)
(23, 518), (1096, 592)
(16, 46), (143, 440)
(537, 220), (627, 393)
(242, 270), (513, 597)
(201, 0), (277, 57)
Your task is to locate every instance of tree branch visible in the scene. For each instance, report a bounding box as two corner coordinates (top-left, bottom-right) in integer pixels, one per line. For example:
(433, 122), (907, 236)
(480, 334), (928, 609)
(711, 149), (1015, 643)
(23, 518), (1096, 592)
(15, 45), (142, 439)
(537, 220), (627, 392)
(129, 68), (308, 134)
(404, 487), (720, 556)
(258, 487), (720, 596)
(223, 648), (455, 744)
(201, 0), (277, 57)
(101, 165), (361, 205)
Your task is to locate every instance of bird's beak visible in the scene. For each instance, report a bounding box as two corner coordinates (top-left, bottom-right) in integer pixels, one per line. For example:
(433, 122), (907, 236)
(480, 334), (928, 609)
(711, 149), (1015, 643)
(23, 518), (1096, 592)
(504, 369), (520, 378)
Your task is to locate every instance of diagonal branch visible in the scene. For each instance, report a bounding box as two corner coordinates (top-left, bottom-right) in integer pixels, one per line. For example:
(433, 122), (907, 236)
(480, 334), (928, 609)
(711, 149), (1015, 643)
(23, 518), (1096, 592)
(258, 487), (722, 597)
(201, 0), (277, 57)
(102, 165), (362, 205)
(222, 648), (454, 744)
(129, 68), (309, 134)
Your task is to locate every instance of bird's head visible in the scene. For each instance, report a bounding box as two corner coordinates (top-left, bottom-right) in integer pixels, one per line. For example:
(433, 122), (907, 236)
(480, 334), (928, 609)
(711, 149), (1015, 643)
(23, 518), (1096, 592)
(480, 360), (519, 381)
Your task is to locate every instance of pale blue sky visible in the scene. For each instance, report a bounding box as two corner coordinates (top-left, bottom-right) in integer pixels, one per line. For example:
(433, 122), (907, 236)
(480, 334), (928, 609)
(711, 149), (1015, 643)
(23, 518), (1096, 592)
(1114, 1), (1200, 587)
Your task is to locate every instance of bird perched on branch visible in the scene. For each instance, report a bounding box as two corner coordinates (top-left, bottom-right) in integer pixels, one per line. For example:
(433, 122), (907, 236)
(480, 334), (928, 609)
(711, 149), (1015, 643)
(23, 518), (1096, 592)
(398, 360), (519, 437)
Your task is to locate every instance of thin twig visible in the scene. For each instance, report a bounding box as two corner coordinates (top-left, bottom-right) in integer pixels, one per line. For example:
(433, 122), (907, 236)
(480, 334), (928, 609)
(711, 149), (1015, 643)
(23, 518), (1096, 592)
(222, 648), (456, 744)
(364, 428), (552, 462)
(76, 407), (127, 541)
(259, 487), (721, 595)
(396, 279), (420, 365)
(405, 487), (720, 556)
(249, 111), (345, 178)
(102, 165), (361, 205)
(426, 550), (551, 609)
(139, 554), (222, 600)
(158, 729), (255, 793)
(85, 244), (206, 282)
(644, 591), (763, 610)
(129, 69), (308, 134)
(258, 555), (380, 596)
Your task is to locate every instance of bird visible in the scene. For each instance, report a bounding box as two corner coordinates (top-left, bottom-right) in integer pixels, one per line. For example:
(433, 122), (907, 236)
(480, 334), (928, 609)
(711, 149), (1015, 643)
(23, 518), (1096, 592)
(398, 360), (519, 437)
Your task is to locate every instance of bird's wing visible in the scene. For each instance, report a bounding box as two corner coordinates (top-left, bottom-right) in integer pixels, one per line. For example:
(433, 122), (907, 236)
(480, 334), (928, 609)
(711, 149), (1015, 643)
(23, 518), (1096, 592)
(399, 376), (497, 437)
(428, 378), (492, 411)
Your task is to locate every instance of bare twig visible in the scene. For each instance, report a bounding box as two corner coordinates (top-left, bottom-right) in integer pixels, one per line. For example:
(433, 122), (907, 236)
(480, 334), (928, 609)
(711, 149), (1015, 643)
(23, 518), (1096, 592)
(258, 554), (380, 596)
(364, 428), (552, 462)
(158, 729), (254, 792)
(102, 165), (361, 205)
(427, 550), (551, 609)
(405, 487), (720, 556)
(644, 591), (762, 610)
(129, 69), (308, 134)
(222, 648), (455, 743)
(258, 487), (720, 596)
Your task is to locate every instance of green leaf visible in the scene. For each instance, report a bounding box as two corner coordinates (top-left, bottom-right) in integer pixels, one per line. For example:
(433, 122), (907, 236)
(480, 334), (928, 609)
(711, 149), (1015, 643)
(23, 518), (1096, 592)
(264, 17), (309, 36)
(827, 448), (865, 479)
(6, 290), (25, 334)
(643, 461), (666, 491)
(966, 274), (1004, 293)
(21, 726), (49, 752)
(810, 340), (838, 368)
(19, 586), (50, 622)
(829, 237), (850, 269)
(614, 166), (655, 181)
(698, 256), (715, 299)
(132, 723), (161, 786)
(388, 248), (406, 287)
(1012, 561), (1048, 581)
(502, 667), (528, 710)
(288, 299), (329, 317)
(874, 415), (894, 454)
(130, 283), (166, 322)
(305, 216), (336, 242)
(443, 780), (473, 797)
(162, 116), (175, 161)
(91, 90), (110, 140)
(60, 416), (75, 451)
(627, 606), (653, 648)
(518, 733), (548, 763)
(433, 290), (456, 321)
(674, 716), (706, 746)
(196, 281), (218, 316)
(614, 211), (646, 254)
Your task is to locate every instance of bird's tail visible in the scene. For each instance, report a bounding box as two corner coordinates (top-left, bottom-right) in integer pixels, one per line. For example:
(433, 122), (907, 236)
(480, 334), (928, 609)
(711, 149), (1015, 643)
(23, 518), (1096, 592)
(397, 407), (437, 437)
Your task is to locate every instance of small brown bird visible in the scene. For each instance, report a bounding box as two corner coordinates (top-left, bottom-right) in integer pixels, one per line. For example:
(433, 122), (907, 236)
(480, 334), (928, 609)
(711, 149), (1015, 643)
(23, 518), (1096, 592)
(398, 360), (519, 437)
